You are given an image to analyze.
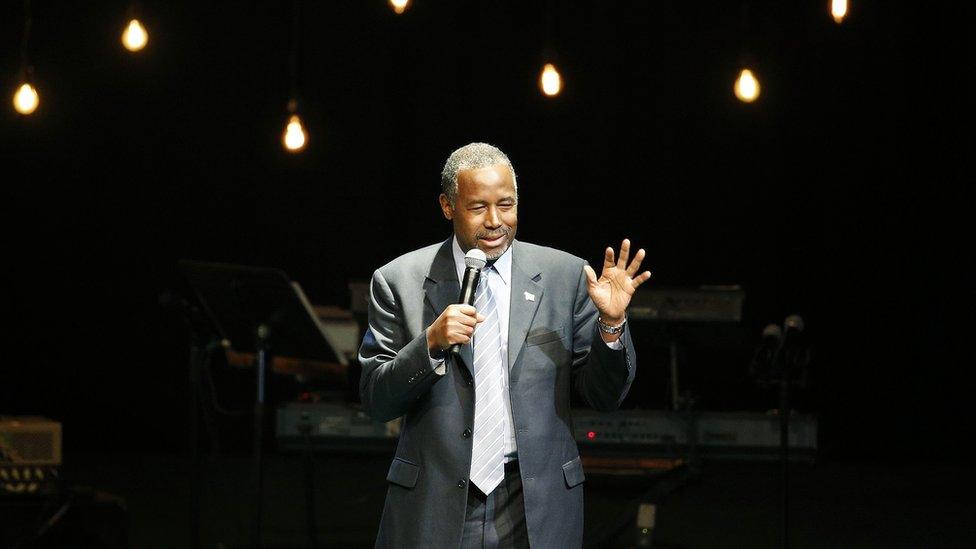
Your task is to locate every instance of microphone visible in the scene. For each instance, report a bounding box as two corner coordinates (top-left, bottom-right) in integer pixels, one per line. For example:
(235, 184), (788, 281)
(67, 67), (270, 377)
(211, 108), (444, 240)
(778, 315), (804, 356)
(449, 248), (487, 355)
(777, 315), (809, 379)
(750, 315), (811, 384)
(749, 323), (783, 380)
(783, 314), (804, 335)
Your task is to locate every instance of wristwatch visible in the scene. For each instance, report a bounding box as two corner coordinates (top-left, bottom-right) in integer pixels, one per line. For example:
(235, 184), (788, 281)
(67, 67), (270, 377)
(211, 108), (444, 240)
(597, 316), (626, 335)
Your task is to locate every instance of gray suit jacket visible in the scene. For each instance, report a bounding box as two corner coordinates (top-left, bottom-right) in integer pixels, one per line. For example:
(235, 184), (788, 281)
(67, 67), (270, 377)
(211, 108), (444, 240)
(359, 238), (637, 548)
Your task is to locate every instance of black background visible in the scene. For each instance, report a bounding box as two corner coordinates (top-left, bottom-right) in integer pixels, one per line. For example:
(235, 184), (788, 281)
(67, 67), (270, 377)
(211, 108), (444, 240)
(2, 1), (971, 460)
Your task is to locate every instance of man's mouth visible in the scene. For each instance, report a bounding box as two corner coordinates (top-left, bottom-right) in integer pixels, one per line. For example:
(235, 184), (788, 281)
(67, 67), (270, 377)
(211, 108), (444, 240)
(479, 233), (507, 247)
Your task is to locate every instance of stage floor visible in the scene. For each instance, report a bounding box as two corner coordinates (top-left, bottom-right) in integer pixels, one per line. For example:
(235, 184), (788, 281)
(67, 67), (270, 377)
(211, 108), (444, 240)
(25, 451), (975, 548)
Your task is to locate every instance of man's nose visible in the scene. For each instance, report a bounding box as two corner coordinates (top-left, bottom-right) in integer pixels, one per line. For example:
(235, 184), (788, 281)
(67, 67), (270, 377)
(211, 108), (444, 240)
(485, 207), (501, 228)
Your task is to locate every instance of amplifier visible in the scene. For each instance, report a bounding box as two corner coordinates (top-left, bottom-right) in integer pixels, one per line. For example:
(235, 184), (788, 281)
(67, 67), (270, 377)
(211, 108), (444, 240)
(0, 416), (62, 496)
(627, 286), (744, 322)
(276, 402), (399, 452)
(573, 409), (817, 462)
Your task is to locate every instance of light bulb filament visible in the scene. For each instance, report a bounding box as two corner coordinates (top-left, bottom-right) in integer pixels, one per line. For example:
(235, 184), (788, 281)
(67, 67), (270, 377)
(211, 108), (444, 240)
(540, 63), (562, 97)
(734, 69), (760, 103)
(13, 83), (39, 115)
(283, 115), (308, 152)
(122, 19), (148, 52)
(831, 0), (848, 23)
(390, 0), (410, 15)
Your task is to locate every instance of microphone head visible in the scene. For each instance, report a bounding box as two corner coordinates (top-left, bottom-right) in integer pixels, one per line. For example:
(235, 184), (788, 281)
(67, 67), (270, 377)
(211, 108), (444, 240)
(784, 314), (805, 332)
(762, 323), (783, 339)
(464, 248), (488, 270)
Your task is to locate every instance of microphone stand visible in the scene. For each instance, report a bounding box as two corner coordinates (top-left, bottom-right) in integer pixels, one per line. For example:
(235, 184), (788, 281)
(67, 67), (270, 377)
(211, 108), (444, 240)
(750, 319), (809, 549)
(252, 324), (271, 549)
(773, 323), (811, 549)
(164, 291), (220, 549)
(779, 369), (790, 549)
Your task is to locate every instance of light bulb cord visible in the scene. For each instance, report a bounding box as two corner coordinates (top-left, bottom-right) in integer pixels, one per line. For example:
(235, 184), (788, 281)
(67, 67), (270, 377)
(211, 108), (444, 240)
(20, 0), (33, 79)
(127, 1), (143, 21)
(287, 0), (303, 111)
(543, 0), (556, 61)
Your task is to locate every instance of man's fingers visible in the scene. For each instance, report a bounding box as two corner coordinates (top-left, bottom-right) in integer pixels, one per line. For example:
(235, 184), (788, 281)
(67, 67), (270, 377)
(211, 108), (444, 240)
(476, 313), (486, 323)
(617, 238), (631, 269)
(456, 304), (477, 316)
(602, 247), (615, 270)
(632, 271), (653, 289)
(583, 264), (598, 286)
(456, 314), (478, 327)
(626, 248), (646, 276)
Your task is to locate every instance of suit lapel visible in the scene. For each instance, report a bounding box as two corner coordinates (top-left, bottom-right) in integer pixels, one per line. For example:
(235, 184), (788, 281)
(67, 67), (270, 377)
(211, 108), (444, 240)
(423, 238), (474, 376)
(508, 241), (543, 373)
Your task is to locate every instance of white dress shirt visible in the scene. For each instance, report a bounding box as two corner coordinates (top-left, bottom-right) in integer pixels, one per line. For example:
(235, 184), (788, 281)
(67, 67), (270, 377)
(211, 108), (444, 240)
(449, 237), (517, 458)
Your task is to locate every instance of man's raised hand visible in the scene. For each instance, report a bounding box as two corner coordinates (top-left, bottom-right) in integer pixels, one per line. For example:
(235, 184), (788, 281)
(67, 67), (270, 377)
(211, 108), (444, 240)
(582, 238), (652, 326)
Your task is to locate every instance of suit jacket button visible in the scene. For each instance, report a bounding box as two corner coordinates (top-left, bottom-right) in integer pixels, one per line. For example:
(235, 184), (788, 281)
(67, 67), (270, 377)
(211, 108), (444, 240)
(462, 429), (471, 438)
(457, 479), (466, 488)
(466, 379), (473, 386)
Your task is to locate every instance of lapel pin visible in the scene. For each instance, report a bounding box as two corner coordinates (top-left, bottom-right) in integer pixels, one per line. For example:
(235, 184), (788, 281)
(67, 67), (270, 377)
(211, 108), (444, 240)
(524, 291), (535, 302)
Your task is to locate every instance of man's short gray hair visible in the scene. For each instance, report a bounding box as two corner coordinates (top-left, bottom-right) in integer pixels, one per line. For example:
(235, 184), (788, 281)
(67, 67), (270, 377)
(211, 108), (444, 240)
(440, 142), (518, 206)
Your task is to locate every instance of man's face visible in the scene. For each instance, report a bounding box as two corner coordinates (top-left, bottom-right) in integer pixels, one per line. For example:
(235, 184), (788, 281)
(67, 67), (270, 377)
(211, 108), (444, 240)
(439, 164), (518, 260)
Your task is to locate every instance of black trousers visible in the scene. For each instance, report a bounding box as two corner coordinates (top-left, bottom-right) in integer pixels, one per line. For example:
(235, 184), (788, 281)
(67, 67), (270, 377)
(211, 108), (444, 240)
(461, 460), (529, 549)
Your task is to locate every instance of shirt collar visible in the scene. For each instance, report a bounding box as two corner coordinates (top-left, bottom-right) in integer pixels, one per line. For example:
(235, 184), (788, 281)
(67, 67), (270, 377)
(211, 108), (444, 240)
(452, 236), (512, 286)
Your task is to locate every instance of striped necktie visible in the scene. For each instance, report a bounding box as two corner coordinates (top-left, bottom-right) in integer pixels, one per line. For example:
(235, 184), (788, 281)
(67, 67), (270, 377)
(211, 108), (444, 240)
(469, 267), (506, 495)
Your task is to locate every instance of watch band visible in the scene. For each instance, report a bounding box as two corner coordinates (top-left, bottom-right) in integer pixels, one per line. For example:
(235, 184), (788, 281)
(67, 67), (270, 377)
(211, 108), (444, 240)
(597, 316), (626, 335)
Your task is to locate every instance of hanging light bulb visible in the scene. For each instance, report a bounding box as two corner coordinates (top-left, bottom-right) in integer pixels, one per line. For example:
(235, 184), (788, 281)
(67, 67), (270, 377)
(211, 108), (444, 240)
(283, 114), (307, 152)
(389, 0), (410, 15)
(12, 82), (39, 115)
(122, 19), (148, 52)
(539, 63), (562, 97)
(831, 0), (848, 24)
(733, 68), (760, 103)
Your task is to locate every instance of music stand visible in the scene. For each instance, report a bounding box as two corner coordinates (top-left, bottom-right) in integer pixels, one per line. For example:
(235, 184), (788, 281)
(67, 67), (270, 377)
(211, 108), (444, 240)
(180, 260), (338, 549)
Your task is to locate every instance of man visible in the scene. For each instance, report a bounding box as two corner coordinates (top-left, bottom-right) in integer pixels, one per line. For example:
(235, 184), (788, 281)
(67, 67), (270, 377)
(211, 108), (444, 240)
(359, 143), (651, 548)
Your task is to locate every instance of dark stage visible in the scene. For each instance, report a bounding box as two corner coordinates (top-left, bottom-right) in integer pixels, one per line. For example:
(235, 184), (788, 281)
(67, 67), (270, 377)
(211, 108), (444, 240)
(2, 452), (970, 548)
(1, 1), (972, 547)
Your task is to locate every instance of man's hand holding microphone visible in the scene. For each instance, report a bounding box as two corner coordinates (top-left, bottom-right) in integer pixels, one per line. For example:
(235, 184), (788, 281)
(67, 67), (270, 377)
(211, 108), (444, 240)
(426, 304), (485, 358)
(426, 249), (488, 358)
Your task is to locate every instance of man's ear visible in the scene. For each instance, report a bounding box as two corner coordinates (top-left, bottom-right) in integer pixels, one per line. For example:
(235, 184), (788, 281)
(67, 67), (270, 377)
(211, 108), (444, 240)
(439, 194), (454, 220)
